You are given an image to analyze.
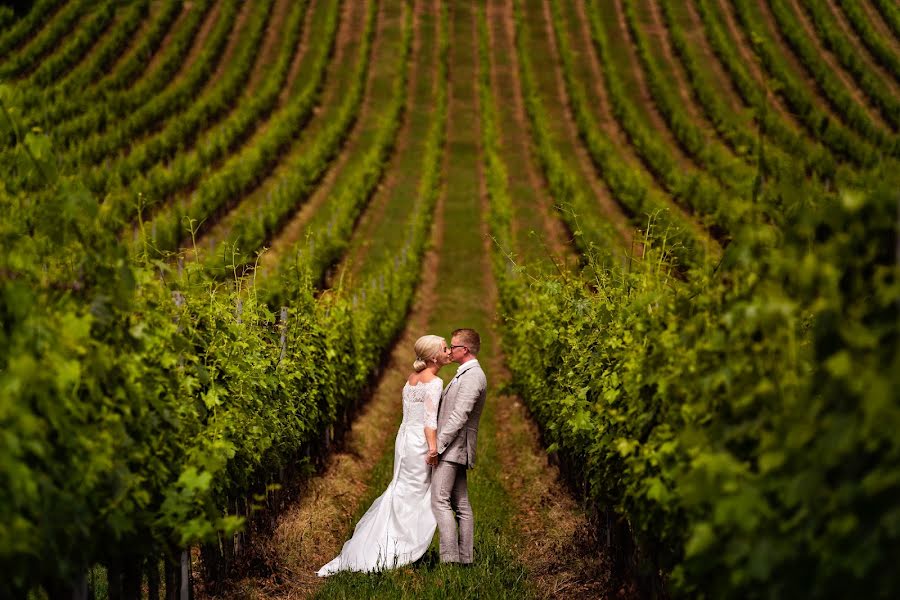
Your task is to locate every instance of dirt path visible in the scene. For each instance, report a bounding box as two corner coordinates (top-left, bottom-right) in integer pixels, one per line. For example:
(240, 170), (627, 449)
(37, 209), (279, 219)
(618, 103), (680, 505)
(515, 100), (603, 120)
(785, 0), (889, 131)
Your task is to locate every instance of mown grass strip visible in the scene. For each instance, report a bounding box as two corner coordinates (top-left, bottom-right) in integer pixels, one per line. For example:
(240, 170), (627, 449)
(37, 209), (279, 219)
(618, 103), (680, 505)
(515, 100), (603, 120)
(329, 0), (443, 285)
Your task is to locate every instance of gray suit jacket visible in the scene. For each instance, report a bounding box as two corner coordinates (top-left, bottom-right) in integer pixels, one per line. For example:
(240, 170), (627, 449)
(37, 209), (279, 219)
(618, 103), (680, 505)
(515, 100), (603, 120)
(436, 360), (487, 468)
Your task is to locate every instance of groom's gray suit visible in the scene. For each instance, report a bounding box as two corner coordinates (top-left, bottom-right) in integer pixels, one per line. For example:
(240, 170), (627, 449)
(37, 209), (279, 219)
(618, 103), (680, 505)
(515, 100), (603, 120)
(431, 359), (487, 564)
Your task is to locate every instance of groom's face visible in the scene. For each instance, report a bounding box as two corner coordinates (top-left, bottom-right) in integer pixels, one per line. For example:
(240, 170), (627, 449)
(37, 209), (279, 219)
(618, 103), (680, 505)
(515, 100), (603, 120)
(449, 336), (467, 364)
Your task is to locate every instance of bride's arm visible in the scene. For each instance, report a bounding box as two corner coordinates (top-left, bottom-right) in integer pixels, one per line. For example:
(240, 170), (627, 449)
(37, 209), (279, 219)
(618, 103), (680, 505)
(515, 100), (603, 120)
(425, 427), (438, 455)
(424, 384), (439, 464)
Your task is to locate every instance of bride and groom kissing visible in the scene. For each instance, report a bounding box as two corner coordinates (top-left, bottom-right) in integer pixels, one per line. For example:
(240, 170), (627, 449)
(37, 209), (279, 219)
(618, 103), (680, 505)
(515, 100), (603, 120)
(317, 329), (487, 576)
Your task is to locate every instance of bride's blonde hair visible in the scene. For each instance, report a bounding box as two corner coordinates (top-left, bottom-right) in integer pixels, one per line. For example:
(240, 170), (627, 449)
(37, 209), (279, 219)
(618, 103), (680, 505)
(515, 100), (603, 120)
(413, 335), (444, 372)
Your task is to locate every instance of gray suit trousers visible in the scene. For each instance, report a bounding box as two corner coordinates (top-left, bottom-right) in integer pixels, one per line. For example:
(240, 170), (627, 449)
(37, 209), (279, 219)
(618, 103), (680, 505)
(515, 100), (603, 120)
(431, 459), (473, 563)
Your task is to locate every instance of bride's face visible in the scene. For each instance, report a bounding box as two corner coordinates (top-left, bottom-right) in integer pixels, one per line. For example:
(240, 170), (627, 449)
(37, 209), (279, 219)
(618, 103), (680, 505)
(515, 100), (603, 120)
(436, 340), (451, 366)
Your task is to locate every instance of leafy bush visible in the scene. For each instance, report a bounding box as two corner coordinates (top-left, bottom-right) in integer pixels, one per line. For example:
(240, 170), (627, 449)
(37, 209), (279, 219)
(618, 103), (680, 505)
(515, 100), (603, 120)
(500, 180), (900, 597)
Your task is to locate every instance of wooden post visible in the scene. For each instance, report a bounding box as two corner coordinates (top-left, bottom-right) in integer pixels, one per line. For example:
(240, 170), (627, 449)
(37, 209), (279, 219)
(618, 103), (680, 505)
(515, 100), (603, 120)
(180, 549), (193, 600)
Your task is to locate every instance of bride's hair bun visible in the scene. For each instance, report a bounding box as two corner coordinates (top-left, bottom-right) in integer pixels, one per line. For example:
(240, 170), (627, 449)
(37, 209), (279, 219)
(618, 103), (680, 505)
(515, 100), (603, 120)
(413, 334), (444, 372)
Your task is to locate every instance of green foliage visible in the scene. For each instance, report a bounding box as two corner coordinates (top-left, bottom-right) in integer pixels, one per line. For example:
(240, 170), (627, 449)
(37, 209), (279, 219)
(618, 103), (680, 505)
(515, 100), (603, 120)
(499, 180), (900, 597)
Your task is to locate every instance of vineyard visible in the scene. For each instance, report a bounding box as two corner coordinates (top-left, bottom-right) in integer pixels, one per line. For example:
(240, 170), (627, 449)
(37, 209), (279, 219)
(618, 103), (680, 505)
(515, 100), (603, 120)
(1, 0), (898, 598)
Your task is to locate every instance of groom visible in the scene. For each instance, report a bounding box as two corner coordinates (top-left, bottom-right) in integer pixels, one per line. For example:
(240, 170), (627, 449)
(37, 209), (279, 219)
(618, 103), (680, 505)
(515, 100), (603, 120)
(427, 328), (487, 565)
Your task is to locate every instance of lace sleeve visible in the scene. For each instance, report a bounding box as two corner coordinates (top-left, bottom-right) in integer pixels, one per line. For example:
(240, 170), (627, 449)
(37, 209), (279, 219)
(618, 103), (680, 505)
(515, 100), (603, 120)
(424, 380), (441, 430)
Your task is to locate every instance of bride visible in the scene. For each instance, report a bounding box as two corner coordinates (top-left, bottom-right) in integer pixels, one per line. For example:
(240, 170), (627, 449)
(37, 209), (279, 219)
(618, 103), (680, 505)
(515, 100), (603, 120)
(317, 335), (451, 576)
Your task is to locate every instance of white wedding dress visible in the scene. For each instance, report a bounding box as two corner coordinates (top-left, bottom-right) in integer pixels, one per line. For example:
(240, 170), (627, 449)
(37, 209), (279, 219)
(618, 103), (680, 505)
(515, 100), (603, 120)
(317, 377), (442, 576)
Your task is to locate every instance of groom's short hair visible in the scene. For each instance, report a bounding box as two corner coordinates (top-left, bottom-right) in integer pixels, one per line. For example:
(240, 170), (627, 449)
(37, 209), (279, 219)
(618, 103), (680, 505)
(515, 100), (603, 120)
(452, 328), (480, 355)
